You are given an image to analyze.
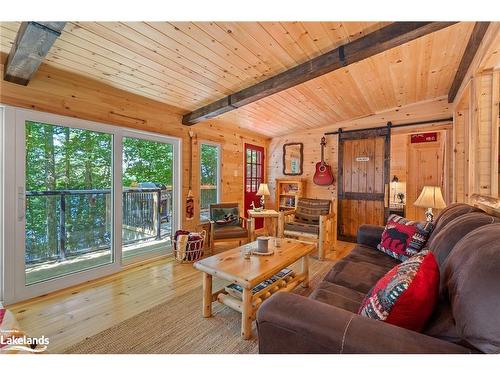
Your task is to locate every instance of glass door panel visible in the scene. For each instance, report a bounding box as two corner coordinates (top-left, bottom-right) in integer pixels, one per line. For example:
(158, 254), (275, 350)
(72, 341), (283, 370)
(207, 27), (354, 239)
(121, 136), (174, 261)
(24, 121), (113, 285)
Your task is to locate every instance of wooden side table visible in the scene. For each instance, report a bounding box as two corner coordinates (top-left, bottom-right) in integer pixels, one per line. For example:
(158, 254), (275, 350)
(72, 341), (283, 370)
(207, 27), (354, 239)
(247, 209), (283, 240)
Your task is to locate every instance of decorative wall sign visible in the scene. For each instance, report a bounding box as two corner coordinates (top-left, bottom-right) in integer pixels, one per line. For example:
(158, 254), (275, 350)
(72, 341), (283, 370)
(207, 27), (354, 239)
(411, 132), (438, 143)
(356, 156), (370, 162)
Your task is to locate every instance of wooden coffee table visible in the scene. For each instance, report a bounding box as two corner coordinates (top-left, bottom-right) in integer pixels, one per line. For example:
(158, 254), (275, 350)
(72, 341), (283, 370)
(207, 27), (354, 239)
(193, 238), (315, 339)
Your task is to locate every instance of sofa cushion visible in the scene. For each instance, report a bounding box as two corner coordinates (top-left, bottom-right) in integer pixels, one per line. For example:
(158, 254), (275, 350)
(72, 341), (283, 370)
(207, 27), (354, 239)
(213, 225), (248, 240)
(427, 203), (483, 244)
(294, 198), (331, 225)
(441, 224), (500, 354)
(323, 258), (392, 294)
(424, 298), (461, 344)
(346, 245), (401, 269)
(426, 212), (498, 278)
(377, 214), (433, 261)
(284, 221), (319, 235)
(309, 281), (365, 313)
(359, 250), (439, 332)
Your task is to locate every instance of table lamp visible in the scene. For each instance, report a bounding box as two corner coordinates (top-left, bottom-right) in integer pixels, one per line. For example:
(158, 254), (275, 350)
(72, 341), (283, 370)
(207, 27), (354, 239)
(413, 186), (446, 222)
(256, 183), (270, 210)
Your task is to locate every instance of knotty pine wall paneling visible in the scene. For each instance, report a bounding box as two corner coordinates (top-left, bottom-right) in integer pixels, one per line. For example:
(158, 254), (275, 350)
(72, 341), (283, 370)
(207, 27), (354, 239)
(0, 58), (269, 232)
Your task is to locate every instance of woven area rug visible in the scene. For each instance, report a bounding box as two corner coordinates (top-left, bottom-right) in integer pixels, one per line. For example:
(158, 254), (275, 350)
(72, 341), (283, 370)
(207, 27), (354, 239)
(65, 257), (335, 354)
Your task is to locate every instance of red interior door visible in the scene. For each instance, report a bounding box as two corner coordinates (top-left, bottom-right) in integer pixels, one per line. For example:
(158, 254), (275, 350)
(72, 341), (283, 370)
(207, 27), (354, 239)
(244, 143), (264, 229)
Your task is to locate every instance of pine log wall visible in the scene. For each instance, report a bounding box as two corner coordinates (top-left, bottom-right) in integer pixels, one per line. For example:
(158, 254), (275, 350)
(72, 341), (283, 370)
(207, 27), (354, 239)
(267, 96), (454, 230)
(0, 55), (270, 232)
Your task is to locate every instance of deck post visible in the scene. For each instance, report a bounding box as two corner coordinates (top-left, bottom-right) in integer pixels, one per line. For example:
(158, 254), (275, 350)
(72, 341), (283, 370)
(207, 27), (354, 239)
(156, 189), (162, 240)
(59, 192), (66, 260)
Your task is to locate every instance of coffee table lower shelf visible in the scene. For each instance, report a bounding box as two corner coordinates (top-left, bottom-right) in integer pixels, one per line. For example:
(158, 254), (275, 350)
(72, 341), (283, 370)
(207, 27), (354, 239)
(203, 270), (307, 340)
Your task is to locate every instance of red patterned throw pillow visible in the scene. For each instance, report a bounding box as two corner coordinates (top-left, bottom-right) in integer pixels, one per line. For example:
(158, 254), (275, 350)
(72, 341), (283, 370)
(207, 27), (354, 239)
(358, 250), (439, 332)
(377, 214), (433, 261)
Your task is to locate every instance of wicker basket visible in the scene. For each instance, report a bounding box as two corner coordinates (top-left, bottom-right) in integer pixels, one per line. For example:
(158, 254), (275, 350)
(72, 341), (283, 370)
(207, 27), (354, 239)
(173, 230), (206, 263)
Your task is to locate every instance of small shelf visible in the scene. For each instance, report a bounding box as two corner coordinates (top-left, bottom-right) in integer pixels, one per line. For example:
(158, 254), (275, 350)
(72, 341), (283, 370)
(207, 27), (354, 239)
(275, 178), (306, 212)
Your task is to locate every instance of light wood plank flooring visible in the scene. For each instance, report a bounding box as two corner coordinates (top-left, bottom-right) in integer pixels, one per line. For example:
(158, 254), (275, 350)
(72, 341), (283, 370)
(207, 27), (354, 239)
(7, 241), (355, 353)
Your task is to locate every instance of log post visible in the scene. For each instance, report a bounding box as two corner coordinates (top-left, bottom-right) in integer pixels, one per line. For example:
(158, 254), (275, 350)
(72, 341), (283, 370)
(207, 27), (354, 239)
(202, 273), (212, 318)
(241, 287), (252, 339)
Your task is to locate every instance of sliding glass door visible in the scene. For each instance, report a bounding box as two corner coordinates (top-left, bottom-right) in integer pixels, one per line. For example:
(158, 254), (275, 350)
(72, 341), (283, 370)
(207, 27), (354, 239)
(3, 107), (180, 304)
(121, 136), (174, 262)
(24, 121), (114, 285)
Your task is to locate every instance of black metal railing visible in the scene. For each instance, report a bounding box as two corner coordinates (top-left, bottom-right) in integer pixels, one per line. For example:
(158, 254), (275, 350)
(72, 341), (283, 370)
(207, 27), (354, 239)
(200, 185), (217, 210)
(25, 187), (172, 265)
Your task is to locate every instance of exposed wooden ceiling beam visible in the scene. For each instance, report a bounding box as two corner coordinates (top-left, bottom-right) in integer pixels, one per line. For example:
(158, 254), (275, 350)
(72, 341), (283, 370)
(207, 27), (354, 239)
(182, 22), (457, 125)
(448, 22), (491, 103)
(4, 21), (66, 85)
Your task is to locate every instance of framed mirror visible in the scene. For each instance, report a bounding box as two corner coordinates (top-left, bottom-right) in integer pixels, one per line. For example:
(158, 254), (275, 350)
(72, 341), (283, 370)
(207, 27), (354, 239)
(283, 143), (303, 175)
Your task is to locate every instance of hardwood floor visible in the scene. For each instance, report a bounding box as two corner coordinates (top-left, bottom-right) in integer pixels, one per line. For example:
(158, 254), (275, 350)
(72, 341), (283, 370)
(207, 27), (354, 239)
(7, 241), (354, 353)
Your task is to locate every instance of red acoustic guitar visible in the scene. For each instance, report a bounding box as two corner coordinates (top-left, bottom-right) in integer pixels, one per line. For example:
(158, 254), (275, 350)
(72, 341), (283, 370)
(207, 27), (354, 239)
(313, 137), (335, 186)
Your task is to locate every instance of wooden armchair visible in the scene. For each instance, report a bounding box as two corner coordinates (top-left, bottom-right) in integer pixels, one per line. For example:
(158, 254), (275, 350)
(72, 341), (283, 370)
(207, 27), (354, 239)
(279, 198), (336, 260)
(208, 203), (254, 253)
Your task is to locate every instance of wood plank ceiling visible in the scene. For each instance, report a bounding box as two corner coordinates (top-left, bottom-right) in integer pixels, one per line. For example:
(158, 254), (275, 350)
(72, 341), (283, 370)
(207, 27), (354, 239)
(0, 21), (475, 137)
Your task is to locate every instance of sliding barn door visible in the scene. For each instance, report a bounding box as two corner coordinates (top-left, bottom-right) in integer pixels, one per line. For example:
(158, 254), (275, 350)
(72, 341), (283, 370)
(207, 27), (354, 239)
(338, 128), (390, 242)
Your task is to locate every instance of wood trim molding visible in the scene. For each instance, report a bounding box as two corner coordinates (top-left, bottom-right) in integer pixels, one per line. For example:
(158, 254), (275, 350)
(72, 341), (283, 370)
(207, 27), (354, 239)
(448, 22), (491, 103)
(183, 22), (457, 125)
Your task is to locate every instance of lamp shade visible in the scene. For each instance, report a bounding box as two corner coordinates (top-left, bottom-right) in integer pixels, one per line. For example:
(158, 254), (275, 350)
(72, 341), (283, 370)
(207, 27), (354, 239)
(256, 183), (270, 196)
(413, 186), (447, 209)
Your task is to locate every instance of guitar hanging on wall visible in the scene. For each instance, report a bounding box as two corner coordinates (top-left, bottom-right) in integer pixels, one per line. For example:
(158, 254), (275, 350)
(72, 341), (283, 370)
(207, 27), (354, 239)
(313, 136), (335, 186)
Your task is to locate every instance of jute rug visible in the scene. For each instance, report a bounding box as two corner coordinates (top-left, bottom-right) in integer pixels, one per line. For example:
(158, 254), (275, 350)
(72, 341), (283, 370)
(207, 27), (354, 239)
(65, 257), (334, 354)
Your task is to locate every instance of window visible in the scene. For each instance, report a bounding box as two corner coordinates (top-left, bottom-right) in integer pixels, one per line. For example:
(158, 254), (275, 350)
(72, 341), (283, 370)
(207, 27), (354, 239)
(199, 142), (221, 221)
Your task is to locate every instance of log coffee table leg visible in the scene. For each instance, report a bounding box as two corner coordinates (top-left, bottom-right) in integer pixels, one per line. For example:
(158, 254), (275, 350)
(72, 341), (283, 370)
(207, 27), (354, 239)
(301, 254), (310, 288)
(241, 287), (252, 339)
(202, 273), (213, 317)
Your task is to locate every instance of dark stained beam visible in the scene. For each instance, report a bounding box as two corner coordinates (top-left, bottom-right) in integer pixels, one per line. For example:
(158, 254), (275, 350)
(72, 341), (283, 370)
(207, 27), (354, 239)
(448, 22), (490, 103)
(182, 22), (457, 125)
(4, 21), (66, 85)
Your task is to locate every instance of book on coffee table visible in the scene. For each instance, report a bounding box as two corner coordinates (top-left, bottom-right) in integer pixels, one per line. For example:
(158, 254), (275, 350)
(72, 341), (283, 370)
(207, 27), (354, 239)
(225, 268), (294, 299)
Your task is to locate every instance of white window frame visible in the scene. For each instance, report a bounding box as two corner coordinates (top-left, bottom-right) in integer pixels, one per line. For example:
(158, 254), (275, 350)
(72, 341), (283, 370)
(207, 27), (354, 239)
(199, 141), (221, 222)
(1, 105), (181, 304)
(0, 106), (4, 304)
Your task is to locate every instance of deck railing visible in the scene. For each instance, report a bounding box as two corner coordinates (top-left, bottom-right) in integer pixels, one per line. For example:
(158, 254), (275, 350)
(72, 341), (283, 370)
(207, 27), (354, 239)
(25, 187), (172, 265)
(200, 184), (217, 211)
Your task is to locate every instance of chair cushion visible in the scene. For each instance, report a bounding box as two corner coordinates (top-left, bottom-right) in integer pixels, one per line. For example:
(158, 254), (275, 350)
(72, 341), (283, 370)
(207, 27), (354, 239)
(210, 204), (240, 227)
(294, 198), (331, 225)
(377, 214), (433, 261)
(213, 226), (248, 240)
(323, 259), (392, 294)
(359, 250), (440, 332)
(284, 221), (319, 235)
(309, 281), (365, 313)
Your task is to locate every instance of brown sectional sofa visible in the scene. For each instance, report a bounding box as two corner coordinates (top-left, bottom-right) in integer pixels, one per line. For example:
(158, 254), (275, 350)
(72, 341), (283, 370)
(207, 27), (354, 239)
(256, 203), (500, 354)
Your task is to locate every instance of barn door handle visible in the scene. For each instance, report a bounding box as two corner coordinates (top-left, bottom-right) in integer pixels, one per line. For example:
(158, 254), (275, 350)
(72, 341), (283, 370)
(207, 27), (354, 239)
(17, 186), (26, 221)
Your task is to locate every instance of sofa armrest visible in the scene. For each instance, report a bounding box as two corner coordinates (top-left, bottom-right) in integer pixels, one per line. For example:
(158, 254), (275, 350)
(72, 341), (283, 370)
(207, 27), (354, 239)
(256, 293), (471, 354)
(357, 224), (385, 248)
